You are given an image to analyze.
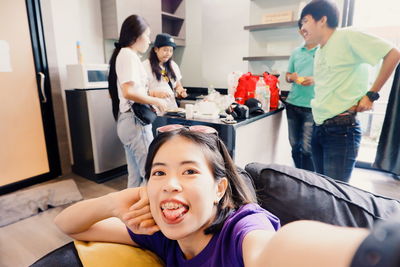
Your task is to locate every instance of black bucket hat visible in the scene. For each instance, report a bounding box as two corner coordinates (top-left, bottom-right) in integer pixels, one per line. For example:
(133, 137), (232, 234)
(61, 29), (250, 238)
(154, 33), (176, 48)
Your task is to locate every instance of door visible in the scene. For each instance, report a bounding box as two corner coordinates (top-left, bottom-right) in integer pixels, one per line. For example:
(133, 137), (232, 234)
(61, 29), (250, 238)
(0, 0), (60, 194)
(351, 0), (400, 166)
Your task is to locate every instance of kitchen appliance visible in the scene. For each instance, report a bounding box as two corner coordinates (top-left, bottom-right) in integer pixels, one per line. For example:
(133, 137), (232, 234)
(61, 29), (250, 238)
(65, 88), (126, 182)
(66, 64), (109, 89)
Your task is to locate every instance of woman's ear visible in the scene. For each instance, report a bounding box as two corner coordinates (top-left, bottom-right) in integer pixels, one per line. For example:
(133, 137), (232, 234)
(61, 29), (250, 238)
(216, 177), (228, 200)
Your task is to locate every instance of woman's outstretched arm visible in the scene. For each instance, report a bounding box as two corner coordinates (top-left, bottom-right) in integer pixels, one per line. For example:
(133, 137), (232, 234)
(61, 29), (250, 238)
(54, 187), (159, 245)
(246, 220), (369, 267)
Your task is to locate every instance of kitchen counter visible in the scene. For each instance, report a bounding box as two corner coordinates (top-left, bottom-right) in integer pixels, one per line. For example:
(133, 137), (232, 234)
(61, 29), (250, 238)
(153, 107), (286, 168)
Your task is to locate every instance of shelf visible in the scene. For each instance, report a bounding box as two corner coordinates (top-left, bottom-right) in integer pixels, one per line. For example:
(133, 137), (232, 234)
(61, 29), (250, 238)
(162, 16), (184, 37)
(162, 0), (183, 14)
(161, 0), (185, 46)
(243, 55), (290, 61)
(162, 11), (184, 21)
(244, 21), (298, 31)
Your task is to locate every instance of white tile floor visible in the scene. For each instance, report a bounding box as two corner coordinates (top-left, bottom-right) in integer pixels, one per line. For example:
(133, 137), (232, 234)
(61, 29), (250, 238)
(350, 167), (400, 200)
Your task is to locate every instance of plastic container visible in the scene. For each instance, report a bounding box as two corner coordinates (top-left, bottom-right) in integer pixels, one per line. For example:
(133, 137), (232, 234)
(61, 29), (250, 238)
(264, 85), (271, 112)
(255, 78), (270, 111)
(76, 41), (84, 64)
(207, 84), (215, 95)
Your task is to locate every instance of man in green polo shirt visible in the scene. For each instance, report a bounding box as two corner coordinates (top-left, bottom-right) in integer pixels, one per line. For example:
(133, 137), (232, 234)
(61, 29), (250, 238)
(300, 0), (400, 182)
(285, 20), (318, 171)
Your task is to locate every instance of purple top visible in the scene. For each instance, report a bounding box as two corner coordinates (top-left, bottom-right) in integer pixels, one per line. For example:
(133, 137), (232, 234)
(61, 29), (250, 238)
(128, 203), (280, 267)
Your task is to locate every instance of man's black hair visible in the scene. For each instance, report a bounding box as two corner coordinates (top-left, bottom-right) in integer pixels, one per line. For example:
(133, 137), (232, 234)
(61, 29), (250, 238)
(300, 0), (340, 28)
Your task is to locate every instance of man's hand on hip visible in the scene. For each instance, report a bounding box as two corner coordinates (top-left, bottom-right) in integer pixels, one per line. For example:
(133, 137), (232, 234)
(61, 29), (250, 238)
(356, 96), (374, 112)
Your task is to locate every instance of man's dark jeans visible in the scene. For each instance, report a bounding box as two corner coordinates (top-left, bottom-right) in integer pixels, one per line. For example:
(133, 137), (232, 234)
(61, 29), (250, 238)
(286, 103), (315, 172)
(312, 115), (362, 182)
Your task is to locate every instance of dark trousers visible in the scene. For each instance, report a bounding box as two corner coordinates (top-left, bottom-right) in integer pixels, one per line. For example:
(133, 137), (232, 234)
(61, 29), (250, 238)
(286, 103), (315, 172)
(312, 114), (361, 182)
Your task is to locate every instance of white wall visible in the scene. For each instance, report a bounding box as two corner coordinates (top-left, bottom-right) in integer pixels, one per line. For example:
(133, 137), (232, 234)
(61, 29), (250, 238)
(42, 0), (105, 90)
(41, 0), (105, 172)
(178, 0), (250, 88)
(173, 0), (203, 87)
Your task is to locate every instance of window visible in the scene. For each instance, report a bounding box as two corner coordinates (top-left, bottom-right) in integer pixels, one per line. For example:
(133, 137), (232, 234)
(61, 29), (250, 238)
(352, 0), (400, 163)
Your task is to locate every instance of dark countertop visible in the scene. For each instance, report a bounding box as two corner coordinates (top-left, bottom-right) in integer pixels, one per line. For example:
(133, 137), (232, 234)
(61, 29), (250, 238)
(156, 106), (284, 128)
(180, 86), (228, 100)
(153, 106), (284, 158)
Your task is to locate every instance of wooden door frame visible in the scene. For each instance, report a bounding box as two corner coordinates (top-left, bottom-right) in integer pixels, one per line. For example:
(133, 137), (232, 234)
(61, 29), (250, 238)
(0, 0), (61, 195)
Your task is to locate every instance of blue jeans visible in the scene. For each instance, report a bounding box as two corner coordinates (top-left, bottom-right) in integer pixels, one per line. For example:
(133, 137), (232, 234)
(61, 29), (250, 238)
(117, 112), (153, 188)
(312, 119), (362, 182)
(286, 103), (315, 171)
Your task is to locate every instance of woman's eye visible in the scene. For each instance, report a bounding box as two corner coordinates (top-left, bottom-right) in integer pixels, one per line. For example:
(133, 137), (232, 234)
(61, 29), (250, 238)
(183, 169), (198, 175)
(151, 170), (165, 176)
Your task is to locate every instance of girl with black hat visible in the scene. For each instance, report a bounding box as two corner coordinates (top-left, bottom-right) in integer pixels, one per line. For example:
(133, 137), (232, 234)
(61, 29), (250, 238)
(143, 33), (187, 112)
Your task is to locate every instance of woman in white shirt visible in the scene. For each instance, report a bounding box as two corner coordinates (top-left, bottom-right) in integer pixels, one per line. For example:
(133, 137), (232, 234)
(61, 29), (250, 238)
(142, 33), (187, 112)
(108, 15), (168, 188)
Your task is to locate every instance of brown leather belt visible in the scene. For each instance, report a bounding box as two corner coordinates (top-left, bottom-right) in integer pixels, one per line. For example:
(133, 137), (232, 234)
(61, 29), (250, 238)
(322, 111), (357, 126)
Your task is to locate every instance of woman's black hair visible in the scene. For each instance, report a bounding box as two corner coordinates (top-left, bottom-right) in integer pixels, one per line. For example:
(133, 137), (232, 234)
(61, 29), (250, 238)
(144, 129), (257, 235)
(300, 0), (339, 29)
(108, 15), (149, 120)
(149, 47), (177, 83)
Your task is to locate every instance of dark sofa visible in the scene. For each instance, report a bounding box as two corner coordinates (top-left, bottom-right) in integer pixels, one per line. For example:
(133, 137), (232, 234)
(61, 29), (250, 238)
(30, 163), (400, 266)
(246, 163), (400, 227)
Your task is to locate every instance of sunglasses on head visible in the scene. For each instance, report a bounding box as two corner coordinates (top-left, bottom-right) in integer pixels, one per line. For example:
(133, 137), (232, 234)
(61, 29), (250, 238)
(156, 124), (218, 135)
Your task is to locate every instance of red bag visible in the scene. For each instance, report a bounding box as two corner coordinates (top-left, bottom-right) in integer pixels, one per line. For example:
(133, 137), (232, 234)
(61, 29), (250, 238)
(234, 72), (259, 104)
(263, 72), (280, 110)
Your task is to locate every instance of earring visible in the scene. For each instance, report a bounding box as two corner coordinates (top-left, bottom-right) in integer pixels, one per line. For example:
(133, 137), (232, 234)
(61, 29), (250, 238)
(214, 199), (219, 205)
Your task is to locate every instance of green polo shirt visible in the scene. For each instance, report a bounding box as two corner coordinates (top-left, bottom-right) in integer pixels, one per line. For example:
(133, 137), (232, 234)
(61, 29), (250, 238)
(286, 45), (318, 108)
(312, 28), (393, 124)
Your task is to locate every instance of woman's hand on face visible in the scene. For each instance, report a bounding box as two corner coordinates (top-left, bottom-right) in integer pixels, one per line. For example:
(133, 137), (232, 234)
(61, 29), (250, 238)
(122, 187), (160, 235)
(108, 188), (142, 219)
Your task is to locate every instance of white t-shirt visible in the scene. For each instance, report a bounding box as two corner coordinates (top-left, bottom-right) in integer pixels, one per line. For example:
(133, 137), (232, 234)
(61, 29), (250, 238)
(116, 48), (148, 113)
(142, 59), (182, 110)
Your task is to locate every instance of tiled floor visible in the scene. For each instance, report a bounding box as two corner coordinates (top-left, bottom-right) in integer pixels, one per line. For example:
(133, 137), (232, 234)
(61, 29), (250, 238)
(350, 167), (400, 200)
(0, 167), (399, 267)
(0, 174), (128, 267)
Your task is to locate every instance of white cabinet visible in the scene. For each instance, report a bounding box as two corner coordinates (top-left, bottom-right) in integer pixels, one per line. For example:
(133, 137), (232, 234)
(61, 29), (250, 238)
(244, 0), (345, 86)
(100, 0), (185, 45)
(161, 0), (185, 46)
(100, 0), (161, 42)
(245, 0), (304, 69)
(243, 0), (307, 89)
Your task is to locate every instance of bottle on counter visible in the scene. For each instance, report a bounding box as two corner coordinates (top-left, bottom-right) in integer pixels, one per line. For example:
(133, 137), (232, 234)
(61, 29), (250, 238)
(255, 77), (270, 111)
(76, 41), (84, 64)
(208, 84), (215, 95)
(265, 84), (270, 112)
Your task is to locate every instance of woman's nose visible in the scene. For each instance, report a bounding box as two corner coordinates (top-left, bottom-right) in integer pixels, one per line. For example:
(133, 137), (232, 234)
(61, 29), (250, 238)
(163, 176), (182, 192)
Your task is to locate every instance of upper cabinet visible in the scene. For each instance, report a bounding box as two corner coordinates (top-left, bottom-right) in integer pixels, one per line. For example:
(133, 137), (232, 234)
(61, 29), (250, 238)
(161, 0), (185, 46)
(243, 20), (299, 62)
(244, 21), (298, 32)
(100, 0), (185, 46)
(244, 0), (305, 63)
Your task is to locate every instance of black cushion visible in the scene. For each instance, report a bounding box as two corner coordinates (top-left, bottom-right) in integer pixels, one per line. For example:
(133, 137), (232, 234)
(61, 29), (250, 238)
(237, 166), (257, 200)
(30, 242), (83, 267)
(245, 163), (400, 228)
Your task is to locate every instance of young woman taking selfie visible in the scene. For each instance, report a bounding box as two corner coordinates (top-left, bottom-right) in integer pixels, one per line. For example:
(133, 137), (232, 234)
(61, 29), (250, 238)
(55, 126), (400, 266)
